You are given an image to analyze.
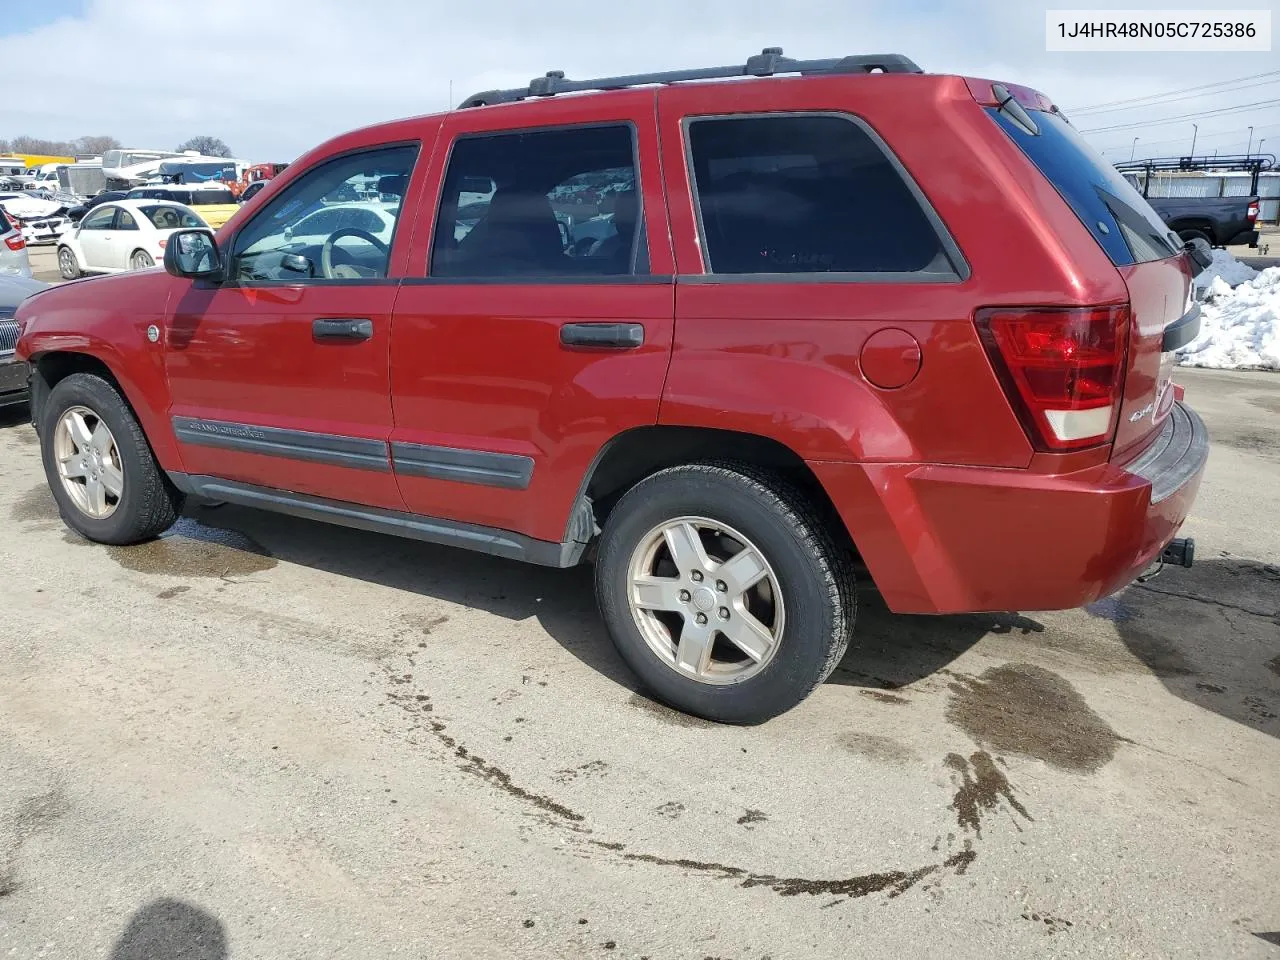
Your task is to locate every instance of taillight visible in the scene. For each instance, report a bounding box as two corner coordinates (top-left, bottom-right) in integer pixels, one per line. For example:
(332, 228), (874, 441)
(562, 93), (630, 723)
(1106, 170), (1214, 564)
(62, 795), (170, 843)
(4, 233), (24, 251)
(976, 305), (1130, 451)
(1247, 201), (1259, 224)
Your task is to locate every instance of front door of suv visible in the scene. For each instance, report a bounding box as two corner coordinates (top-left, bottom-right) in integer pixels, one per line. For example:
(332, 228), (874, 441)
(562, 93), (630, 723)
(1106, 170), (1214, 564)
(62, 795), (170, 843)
(389, 93), (676, 545)
(163, 141), (427, 510)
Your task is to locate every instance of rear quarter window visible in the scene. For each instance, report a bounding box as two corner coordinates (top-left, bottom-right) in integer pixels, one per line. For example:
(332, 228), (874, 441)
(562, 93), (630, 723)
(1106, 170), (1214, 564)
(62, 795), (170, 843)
(988, 108), (1180, 266)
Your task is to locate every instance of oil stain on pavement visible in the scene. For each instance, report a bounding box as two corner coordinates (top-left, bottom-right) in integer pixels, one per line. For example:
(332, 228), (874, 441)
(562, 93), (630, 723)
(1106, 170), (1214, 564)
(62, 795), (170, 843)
(945, 751), (1032, 836)
(382, 661), (981, 905)
(946, 663), (1126, 773)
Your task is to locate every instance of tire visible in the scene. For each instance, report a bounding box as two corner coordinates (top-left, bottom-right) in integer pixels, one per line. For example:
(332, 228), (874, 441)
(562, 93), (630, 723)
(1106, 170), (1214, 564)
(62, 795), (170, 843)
(39, 373), (182, 545)
(57, 245), (82, 280)
(130, 249), (155, 270)
(1177, 228), (1214, 248)
(595, 462), (856, 724)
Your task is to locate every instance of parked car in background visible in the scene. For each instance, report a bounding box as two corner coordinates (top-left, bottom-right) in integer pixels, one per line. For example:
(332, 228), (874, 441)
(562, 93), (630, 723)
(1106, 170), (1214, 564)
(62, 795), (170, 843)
(0, 192), (72, 245)
(0, 210), (33, 278)
(124, 184), (240, 228)
(1145, 195), (1261, 248)
(1, 274), (48, 409)
(239, 180), (268, 203)
(56, 200), (207, 278)
(65, 191), (130, 224)
(15, 51), (1209, 722)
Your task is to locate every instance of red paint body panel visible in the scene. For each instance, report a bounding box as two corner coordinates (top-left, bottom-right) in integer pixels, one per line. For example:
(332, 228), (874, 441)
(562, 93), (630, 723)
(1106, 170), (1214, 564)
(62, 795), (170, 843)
(388, 284), (675, 540)
(1113, 258), (1191, 457)
(165, 283), (404, 509)
(17, 271), (186, 470)
(812, 454), (1202, 614)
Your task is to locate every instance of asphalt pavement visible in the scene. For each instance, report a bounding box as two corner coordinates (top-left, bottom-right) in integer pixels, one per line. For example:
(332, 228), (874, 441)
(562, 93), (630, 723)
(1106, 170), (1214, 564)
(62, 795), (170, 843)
(1, 355), (1277, 958)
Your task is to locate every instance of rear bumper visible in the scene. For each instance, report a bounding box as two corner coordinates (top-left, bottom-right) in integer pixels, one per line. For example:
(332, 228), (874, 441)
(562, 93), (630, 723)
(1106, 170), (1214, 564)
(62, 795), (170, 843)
(1225, 228), (1259, 248)
(810, 402), (1208, 614)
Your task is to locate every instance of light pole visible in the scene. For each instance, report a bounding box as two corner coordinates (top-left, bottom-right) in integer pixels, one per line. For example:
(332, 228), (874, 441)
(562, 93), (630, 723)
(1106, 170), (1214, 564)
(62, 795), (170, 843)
(1246, 126), (1254, 156)
(1130, 136), (1140, 161)
(1190, 123), (1198, 157)
(1259, 138), (1267, 157)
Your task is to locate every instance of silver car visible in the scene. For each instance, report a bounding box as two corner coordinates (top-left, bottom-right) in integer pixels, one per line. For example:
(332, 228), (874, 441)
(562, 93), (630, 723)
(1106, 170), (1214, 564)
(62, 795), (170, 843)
(0, 209), (33, 278)
(1, 274), (49, 409)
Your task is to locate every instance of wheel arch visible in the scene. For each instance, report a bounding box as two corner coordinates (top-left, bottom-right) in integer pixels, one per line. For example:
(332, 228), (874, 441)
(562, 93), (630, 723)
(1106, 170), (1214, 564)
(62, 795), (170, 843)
(29, 349), (183, 471)
(575, 425), (857, 560)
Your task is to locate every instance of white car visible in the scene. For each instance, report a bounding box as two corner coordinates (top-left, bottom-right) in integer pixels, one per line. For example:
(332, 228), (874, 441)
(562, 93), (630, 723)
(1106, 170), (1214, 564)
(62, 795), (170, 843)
(56, 199), (208, 278)
(0, 192), (71, 245)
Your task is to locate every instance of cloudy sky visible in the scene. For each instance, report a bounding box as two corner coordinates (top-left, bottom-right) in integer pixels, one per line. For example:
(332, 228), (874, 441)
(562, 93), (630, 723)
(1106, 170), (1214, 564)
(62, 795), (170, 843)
(2, 0), (1277, 163)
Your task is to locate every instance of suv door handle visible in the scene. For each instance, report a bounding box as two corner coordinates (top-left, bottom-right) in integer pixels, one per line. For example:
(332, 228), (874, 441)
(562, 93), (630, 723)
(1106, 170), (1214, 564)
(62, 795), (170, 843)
(559, 322), (645, 349)
(313, 318), (373, 342)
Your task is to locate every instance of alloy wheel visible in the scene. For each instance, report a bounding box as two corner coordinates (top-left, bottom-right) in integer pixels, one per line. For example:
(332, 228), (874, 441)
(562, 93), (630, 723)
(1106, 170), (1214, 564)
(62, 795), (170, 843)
(626, 516), (785, 684)
(52, 405), (124, 519)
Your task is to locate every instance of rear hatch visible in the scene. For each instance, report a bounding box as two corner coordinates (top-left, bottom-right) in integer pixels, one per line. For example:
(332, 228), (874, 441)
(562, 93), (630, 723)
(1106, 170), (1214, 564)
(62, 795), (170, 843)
(986, 99), (1191, 458)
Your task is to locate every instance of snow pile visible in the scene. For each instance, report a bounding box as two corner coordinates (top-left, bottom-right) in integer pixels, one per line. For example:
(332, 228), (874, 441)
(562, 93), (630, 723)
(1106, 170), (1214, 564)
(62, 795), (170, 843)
(1177, 267), (1280, 370)
(1193, 248), (1257, 295)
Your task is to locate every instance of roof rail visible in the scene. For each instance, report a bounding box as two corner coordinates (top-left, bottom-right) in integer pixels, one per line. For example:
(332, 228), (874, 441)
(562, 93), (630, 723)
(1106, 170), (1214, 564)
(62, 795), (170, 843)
(458, 47), (922, 109)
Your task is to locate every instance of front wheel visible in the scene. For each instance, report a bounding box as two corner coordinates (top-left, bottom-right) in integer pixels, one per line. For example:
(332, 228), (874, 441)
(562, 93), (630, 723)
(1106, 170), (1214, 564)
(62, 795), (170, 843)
(39, 373), (182, 544)
(130, 249), (155, 270)
(57, 245), (82, 280)
(595, 463), (856, 724)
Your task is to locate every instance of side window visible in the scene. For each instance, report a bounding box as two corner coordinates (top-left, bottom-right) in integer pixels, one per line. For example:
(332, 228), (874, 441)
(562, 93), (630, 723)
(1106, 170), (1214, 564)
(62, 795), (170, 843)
(81, 206), (117, 231)
(116, 209), (138, 230)
(231, 145), (417, 282)
(431, 124), (644, 279)
(686, 115), (955, 277)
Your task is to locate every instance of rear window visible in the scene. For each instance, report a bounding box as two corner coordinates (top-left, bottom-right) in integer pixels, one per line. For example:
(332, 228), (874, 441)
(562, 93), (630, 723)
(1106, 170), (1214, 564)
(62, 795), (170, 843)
(988, 108), (1179, 266)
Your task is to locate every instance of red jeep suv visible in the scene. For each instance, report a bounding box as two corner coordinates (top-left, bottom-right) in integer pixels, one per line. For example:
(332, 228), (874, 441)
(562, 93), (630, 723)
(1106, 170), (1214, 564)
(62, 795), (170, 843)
(16, 50), (1208, 722)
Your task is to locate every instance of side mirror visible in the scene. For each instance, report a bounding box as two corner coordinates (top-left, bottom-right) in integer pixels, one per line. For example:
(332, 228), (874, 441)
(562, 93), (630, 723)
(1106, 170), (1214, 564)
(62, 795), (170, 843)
(164, 228), (223, 280)
(1184, 236), (1213, 274)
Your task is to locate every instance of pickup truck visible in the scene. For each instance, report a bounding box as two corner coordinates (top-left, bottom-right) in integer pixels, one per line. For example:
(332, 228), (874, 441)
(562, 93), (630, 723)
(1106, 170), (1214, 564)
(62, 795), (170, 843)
(1146, 195), (1260, 248)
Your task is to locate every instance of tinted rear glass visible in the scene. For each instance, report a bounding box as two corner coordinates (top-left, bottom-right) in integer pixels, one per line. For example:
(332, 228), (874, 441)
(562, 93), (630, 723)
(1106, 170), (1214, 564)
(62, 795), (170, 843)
(988, 108), (1179, 266)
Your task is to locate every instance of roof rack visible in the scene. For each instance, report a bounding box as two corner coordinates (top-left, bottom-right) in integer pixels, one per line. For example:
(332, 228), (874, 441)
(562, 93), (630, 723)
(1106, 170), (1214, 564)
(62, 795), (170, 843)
(458, 47), (922, 109)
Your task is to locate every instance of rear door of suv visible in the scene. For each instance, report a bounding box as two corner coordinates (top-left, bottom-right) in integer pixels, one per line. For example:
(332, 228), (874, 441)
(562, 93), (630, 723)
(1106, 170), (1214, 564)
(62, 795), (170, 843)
(389, 91), (676, 545)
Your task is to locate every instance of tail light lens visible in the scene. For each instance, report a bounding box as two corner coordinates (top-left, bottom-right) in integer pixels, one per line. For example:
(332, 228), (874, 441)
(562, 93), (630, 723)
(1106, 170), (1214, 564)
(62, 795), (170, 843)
(3, 233), (24, 252)
(1247, 201), (1259, 224)
(977, 305), (1130, 451)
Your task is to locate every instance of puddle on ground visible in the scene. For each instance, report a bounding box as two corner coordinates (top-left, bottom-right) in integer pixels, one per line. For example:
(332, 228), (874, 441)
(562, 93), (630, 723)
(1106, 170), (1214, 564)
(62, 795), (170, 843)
(10, 485), (60, 523)
(1084, 595), (1140, 623)
(945, 751), (1032, 836)
(946, 664), (1125, 773)
(104, 517), (276, 578)
(842, 732), (918, 764)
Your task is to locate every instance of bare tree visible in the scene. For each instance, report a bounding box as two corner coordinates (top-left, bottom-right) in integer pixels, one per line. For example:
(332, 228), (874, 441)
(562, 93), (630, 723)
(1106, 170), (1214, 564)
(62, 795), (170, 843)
(75, 135), (121, 155)
(176, 136), (233, 158)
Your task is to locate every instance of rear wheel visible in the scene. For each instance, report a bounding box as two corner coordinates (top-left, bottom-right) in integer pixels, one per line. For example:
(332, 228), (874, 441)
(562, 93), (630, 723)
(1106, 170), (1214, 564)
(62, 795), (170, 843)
(595, 462), (856, 724)
(57, 245), (81, 279)
(1177, 228), (1214, 248)
(39, 373), (182, 544)
(130, 249), (155, 270)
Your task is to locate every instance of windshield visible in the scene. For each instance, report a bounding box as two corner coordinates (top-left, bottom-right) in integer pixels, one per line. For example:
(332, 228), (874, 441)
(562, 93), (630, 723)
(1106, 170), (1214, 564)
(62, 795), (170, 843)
(987, 108), (1180, 265)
